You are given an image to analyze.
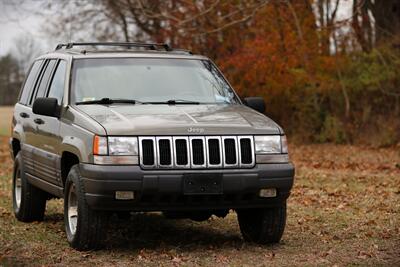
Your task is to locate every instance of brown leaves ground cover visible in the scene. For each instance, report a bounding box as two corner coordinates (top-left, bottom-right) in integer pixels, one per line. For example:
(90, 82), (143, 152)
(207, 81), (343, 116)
(0, 136), (399, 266)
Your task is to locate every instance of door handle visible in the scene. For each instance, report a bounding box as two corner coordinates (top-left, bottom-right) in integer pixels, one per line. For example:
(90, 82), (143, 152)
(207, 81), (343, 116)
(34, 118), (45, 125)
(19, 112), (29, 118)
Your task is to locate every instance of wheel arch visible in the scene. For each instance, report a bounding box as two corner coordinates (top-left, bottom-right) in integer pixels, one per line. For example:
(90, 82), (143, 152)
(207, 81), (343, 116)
(11, 138), (21, 159)
(61, 151), (80, 187)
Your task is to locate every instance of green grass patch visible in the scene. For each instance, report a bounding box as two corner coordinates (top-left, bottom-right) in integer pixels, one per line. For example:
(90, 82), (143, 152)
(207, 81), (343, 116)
(0, 128), (9, 137)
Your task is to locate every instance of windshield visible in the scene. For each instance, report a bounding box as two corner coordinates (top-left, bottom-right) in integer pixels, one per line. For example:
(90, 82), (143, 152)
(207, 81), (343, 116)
(71, 58), (239, 104)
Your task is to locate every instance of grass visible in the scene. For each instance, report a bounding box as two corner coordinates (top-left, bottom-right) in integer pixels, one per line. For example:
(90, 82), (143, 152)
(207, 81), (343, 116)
(0, 106), (13, 137)
(0, 138), (399, 266)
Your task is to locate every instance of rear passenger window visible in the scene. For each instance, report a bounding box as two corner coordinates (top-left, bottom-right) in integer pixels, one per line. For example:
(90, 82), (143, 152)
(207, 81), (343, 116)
(19, 60), (42, 105)
(31, 59), (57, 105)
(47, 60), (66, 105)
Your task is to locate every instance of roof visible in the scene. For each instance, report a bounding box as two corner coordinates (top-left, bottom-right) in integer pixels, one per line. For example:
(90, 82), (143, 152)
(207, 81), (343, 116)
(38, 42), (208, 60)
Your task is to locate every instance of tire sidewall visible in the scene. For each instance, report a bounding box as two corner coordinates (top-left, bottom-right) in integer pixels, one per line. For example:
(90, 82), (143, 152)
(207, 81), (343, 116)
(64, 166), (81, 245)
(64, 165), (107, 250)
(12, 154), (25, 217)
(237, 203), (287, 244)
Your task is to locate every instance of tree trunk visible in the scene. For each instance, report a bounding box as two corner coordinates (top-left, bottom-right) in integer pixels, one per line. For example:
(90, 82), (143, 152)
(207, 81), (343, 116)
(370, 0), (400, 44)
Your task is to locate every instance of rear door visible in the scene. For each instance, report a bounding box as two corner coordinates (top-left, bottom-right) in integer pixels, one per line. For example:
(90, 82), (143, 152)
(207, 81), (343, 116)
(14, 59), (44, 175)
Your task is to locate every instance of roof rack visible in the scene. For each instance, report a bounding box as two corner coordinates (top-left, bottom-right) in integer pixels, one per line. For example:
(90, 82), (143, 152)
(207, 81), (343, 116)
(55, 42), (173, 52)
(172, 49), (193, 55)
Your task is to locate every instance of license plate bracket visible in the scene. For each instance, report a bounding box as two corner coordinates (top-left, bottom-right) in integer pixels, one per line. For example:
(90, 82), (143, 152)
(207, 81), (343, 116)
(183, 174), (223, 195)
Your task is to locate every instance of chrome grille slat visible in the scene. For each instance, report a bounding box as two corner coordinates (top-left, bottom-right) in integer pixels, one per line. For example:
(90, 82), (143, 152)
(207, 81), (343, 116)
(238, 135), (255, 168)
(156, 137), (173, 168)
(139, 137), (157, 169)
(189, 136), (207, 168)
(222, 136), (239, 168)
(206, 136), (222, 168)
(173, 137), (190, 168)
(139, 136), (255, 169)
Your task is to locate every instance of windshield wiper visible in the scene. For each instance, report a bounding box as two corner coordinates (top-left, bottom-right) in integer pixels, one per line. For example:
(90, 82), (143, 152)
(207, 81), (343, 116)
(75, 98), (139, 105)
(145, 99), (200, 105)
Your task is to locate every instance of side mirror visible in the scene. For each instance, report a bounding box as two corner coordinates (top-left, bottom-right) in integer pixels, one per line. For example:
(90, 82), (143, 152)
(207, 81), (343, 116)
(32, 97), (59, 117)
(244, 97), (265, 113)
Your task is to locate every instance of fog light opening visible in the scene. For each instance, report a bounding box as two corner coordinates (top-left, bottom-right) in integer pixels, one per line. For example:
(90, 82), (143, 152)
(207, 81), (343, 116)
(115, 191), (135, 200)
(259, 188), (277, 198)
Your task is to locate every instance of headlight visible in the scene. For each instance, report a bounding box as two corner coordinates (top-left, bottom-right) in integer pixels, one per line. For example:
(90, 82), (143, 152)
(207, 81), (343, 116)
(93, 136), (138, 156)
(254, 135), (282, 154)
(108, 137), (138, 155)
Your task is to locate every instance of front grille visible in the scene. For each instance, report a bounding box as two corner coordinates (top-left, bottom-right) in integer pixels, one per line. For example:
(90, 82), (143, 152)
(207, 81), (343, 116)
(240, 138), (252, 164)
(224, 138), (237, 165)
(158, 139), (172, 165)
(191, 139), (205, 165)
(139, 136), (254, 169)
(141, 139), (155, 166)
(175, 139), (188, 165)
(208, 139), (221, 165)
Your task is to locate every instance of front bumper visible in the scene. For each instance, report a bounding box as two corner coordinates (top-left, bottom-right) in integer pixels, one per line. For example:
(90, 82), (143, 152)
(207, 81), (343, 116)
(79, 163), (295, 211)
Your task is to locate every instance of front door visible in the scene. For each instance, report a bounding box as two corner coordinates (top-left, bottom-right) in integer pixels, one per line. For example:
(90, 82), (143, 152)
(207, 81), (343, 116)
(30, 59), (60, 186)
(35, 60), (67, 187)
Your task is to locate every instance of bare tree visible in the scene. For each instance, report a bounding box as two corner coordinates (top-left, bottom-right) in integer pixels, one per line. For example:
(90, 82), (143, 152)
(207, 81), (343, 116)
(351, 0), (400, 52)
(43, 0), (270, 51)
(12, 35), (43, 73)
(0, 54), (23, 105)
(370, 0), (400, 44)
(315, 0), (341, 54)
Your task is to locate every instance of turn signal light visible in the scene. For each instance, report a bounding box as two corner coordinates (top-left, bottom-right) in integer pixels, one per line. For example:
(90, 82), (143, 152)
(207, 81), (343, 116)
(93, 135), (108, 155)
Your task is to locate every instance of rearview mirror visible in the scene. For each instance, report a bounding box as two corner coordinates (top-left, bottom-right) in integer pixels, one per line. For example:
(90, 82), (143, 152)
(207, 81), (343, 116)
(32, 97), (59, 117)
(244, 97), (265, 113)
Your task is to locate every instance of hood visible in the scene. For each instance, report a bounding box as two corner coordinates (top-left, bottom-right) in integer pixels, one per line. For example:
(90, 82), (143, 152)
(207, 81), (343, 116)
(76, 104), (282, 136)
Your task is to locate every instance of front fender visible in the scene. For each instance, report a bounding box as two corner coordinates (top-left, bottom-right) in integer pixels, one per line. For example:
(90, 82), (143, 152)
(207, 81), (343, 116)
(61, 136), (87, 162)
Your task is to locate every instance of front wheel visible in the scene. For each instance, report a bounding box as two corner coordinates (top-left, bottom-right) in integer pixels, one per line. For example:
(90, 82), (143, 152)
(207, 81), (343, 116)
(64, 165), (107, 250)
(236, 203), (287, 244)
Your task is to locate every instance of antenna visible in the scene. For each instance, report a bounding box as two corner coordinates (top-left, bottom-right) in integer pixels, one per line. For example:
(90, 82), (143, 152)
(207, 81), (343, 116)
(68, 1), (72, 42)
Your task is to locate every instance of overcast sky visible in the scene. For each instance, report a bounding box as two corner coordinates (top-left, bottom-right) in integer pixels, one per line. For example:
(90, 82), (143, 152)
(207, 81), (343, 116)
(0, 0), (52, 56)
(0, 0), (353, 57)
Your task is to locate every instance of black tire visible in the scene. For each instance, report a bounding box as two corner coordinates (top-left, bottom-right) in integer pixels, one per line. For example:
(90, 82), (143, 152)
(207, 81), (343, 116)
(237, 203), (286, 244)
(64, 165), (107, 250)
(12, 153), (47, 222)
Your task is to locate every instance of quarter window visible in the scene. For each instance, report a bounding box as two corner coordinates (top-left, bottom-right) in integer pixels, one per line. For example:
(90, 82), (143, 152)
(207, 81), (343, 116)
(19, 60), (42, 105)
(47, 60), (66, 105)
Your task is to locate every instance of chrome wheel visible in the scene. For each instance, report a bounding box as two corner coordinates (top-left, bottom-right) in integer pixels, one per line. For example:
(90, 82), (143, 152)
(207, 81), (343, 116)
(67, 184), (78, 235)
(14, 170), (22, 209)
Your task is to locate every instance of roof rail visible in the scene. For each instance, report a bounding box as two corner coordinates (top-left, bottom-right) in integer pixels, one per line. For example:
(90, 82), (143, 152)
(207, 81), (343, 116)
(55, 42), (172, 52)
(172, 49), (193, 55)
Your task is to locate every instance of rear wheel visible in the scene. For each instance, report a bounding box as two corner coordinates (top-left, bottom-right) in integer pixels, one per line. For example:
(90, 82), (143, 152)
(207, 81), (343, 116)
(237, 202), (286, 244)
(12, 153), (47, 222)
(64, 165), (107, 250)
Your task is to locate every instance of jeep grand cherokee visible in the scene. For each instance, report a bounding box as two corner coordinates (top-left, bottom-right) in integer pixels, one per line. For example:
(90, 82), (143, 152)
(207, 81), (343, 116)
(10, 42), (294, 250)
